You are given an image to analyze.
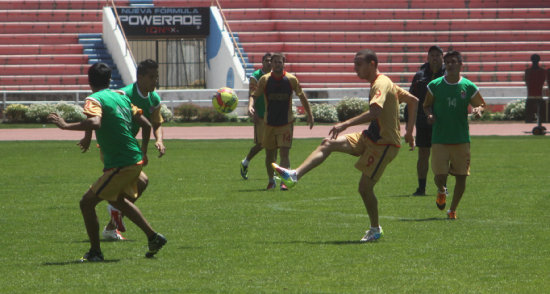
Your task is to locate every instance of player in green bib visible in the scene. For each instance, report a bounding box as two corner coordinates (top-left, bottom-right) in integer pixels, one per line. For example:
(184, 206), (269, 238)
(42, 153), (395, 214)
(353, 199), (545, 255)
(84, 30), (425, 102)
(78, 60), (166, 240)
(423, 50), (486, 220)
(48, 63), (166, 261)
(240, 53), (272, 180)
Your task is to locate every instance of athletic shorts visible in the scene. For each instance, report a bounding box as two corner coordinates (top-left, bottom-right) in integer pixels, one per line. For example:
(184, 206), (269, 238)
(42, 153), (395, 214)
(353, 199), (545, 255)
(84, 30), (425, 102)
(345, 132), (399, 182)
(431, 143), (470, 176)
(415, 127), (432, 148)
(262, 123), (293, 149)
(91, 163), (142, 201)
(254, 117), (266, 145)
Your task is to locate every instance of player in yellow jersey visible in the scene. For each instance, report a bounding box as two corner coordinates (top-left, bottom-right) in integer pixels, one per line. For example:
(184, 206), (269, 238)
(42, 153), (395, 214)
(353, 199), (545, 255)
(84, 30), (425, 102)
(248, 52), (314, 190)
(273, 49), (419, 242)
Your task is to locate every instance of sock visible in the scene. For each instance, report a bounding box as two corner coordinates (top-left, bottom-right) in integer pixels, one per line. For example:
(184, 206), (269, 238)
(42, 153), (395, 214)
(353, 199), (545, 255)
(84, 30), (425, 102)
(370, 226), (381, 232)
(242, 158), (249, 166)
(418, 178), (426, 190)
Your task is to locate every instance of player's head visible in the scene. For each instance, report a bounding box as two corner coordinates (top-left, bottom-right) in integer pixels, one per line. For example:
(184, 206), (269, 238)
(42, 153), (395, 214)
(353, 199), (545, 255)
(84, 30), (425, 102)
(427, 45), (444, 70)
(443, 50), (463, 75)
(271, 52), (285, 74)
(354, 49), (378, 81)
(137, 59), (159, 94)
(261, 52), (272, 72)
(531, 54), (541, 64)
(88, 63), (111, 91)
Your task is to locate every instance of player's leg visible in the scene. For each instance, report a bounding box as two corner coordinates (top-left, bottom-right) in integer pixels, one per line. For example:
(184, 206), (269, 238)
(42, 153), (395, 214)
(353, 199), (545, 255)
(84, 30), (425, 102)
(272, 134), (356, 188)
(358, 174), (379, 228)
(296, 135), (355, 179)
(104, 171), (148, 237)
(413, 127), (432, 195)
(447, 143), (471, 218)
(415, 147), (431, 195)
(241, 118), (265, 179)
(265, 148), (277, 190)
(110, 196), (167, 258)
(431, 144), (450, 210)
(79, 188), (104, 261)
(449, 175), (467, 212)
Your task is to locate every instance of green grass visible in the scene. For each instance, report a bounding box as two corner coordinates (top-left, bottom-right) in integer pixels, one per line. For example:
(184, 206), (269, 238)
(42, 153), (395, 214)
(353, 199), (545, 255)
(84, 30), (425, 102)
(1, 136), (549, 293)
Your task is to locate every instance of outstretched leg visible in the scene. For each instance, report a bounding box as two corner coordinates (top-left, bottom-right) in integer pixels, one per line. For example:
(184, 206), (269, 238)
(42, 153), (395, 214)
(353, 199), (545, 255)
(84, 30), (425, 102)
(296, 136), (355, 179)
(80, 189), (104, 252)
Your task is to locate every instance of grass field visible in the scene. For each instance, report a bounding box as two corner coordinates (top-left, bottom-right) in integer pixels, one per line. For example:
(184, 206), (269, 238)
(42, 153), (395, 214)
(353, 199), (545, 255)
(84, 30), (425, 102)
(1, 136), (549, 293)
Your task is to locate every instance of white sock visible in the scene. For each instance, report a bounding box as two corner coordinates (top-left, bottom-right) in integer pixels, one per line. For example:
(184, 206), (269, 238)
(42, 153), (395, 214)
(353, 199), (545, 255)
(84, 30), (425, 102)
(242, 158), (249, 166)
(370, 226), (381, 232)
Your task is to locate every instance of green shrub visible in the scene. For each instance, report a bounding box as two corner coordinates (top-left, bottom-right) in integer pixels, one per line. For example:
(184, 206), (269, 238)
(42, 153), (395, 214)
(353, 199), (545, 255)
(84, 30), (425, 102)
(399, 103), (406, 122)
(311, 103), (338, 123)
(160, 104), (173, 122)
(336, 97), (368, 121)
(503, 100), (525, 121)
(25, 104), (57, 123)
(174, 103), (200, 122)
(54, 103), (86, 122)
(197, 107), (227, 122)
(4, 104), (28, 123)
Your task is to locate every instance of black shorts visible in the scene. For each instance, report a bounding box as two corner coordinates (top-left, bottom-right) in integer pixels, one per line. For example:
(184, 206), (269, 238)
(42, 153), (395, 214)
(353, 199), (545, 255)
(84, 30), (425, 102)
(415, 127), (432, 148)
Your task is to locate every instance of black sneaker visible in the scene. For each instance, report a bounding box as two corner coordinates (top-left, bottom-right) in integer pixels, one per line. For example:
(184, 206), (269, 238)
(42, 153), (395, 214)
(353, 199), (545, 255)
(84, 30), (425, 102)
(145, 233), (167, 258)
(80, 249), (104, 262)
(412, 188), (425, 196)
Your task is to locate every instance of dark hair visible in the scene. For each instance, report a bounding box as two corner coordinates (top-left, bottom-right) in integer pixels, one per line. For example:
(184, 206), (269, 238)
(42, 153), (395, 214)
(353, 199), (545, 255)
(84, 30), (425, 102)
(443, 50), (463, 64)
(531, 54), (541, 63)
(137, 59), (159, 76)
(88, 63), (111, 89)
(262, 52), (272, 61)
(356, 49), (378, 66)
(428, 45), (443, 54)
(271, 52), (286, 62)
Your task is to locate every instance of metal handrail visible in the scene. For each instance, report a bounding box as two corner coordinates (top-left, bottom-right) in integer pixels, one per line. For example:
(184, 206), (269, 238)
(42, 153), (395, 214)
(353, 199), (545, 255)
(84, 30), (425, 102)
(106, 0), (136, 65)
(211, 0), (248, 71)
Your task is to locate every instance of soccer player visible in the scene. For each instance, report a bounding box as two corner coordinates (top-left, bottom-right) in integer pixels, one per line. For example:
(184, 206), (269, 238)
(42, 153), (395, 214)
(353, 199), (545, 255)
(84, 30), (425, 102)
(248, 52), (314, 190)
(524, 54), (547, 122)
(241, 53), (272, 180)
(423, 50), (486, 219)
(273, 49), (419, 242)
(407, 45), (445, 196)
(79, 59), (166, 241)
(48, 63), (166, 261)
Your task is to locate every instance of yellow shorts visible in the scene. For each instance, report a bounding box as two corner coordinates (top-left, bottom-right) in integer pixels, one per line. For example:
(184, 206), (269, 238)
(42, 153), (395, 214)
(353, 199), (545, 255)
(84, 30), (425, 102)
(431, 143), (471, 176)
(254, 117), (265, 145)
(262, 123), (293, 149)
(346, 132), (399, 181)
(91, 163), (142, 201)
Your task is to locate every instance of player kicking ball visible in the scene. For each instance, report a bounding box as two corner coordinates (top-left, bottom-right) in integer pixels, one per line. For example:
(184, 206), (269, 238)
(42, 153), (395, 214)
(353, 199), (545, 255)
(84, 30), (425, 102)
(273, 49), (419, 242)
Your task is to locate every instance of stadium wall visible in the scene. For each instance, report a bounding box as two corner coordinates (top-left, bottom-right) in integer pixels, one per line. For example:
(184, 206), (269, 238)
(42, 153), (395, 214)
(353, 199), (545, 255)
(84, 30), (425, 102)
(102, 7), (136, 86)
(206, 7), (248, 90)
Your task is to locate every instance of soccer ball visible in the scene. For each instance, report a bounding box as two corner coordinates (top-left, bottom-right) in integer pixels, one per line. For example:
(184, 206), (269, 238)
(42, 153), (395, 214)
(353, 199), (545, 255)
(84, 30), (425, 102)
(212, 87), (239, 114)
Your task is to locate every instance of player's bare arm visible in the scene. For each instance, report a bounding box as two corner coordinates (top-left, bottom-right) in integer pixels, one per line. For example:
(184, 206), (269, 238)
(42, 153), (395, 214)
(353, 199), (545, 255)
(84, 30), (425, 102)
(329, 104), (382, 139)
(134, 112), (152, 166)
(153, 123), (165, 157)
(247, 95), (256, 117)
(470, 92), (486, 119)
(423, 92), (435, 124)
(298, 93), (314, 129)
(78, 130), (93, 153)
(48, 113), (101, 131)
(399, 91), (419, 150)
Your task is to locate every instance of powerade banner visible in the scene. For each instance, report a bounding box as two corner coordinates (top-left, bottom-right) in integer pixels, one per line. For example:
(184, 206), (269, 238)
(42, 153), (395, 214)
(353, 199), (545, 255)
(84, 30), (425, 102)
(116, 7), (210, 36)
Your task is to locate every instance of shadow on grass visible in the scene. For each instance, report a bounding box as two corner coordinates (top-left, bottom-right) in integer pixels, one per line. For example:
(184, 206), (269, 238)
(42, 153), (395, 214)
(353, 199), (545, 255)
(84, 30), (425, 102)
(66, 239), (137, 243)
(387, 194), (432, 198)
(398, 217), (448, 222)
(269, 240), (369, 246)
(42, 259), (120, 266)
